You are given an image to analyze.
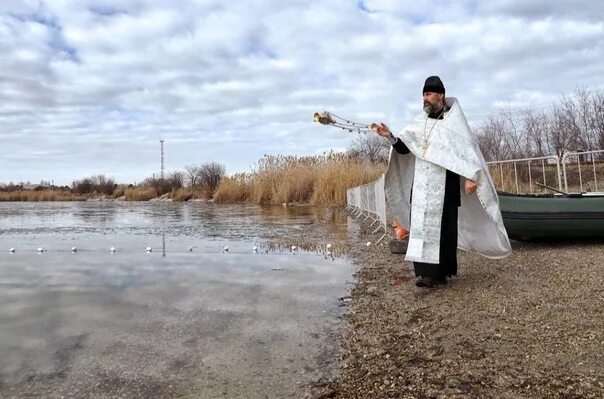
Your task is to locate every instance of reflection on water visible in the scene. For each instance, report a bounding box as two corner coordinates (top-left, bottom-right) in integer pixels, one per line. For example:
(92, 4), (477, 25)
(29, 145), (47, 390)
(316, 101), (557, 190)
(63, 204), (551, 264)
(0, 202), (354, 398)
(0, 202), (349, 243)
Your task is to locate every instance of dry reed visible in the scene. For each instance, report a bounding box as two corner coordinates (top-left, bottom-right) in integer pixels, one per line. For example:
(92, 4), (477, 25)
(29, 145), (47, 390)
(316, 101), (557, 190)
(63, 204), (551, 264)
(213, 174), (252, 203)
(214, 153), (384, 206)
(171, 187), (209, 202)
(124, 187), (157, 201)
(0, 190), (87, 201)
(112, 186), (126, 198)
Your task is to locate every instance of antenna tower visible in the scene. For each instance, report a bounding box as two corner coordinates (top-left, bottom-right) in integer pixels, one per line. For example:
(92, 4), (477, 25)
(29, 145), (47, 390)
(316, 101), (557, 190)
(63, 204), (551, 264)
(160, 139), (165, 180)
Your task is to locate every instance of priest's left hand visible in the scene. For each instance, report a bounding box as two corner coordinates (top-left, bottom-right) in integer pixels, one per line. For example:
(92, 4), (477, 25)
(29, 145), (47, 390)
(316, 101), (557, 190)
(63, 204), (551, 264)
(465, 179), (477, 195)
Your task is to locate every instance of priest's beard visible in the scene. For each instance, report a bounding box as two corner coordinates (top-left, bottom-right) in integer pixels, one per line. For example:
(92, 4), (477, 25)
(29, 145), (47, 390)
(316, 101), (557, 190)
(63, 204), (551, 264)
(423, 100), (444, 115)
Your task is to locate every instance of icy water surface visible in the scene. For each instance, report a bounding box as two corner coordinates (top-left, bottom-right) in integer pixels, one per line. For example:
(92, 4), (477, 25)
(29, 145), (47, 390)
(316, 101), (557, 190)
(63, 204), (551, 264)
(0, 202), (355, 398)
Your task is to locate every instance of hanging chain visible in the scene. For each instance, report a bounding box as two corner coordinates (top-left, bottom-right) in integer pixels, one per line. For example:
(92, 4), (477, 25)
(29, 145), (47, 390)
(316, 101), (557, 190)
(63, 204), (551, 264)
(313, 111), (377, 133)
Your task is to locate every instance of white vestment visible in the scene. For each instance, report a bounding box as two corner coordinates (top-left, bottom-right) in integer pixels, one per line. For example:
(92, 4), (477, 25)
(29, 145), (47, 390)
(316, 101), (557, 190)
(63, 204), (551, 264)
(384, 97), (511, 263)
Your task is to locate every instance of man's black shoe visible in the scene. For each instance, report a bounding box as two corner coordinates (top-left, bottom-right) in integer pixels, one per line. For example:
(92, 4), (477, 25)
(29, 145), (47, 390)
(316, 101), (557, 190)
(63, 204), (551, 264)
(415, 276), (447, 288)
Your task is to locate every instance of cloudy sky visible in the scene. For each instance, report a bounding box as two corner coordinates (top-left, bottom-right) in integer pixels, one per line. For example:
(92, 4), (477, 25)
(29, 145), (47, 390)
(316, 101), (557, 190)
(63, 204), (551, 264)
(1, 0), (603, 185)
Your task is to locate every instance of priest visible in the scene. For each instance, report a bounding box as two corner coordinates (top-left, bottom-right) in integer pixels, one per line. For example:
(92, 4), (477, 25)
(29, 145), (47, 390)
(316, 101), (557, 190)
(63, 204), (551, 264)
(374, 76), (511, 287)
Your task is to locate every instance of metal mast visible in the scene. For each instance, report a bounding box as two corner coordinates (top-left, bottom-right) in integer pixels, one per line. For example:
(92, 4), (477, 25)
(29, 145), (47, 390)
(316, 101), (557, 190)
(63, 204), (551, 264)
(160, 139), (165, 180)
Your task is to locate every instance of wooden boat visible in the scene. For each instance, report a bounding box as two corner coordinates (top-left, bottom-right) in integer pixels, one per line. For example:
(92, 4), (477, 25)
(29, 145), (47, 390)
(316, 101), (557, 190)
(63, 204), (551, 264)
(498, 192), (604, 239)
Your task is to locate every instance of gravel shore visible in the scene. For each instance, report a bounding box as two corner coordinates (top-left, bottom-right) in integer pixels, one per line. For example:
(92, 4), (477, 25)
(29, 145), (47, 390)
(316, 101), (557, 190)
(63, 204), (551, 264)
(315, 214), (604, 399)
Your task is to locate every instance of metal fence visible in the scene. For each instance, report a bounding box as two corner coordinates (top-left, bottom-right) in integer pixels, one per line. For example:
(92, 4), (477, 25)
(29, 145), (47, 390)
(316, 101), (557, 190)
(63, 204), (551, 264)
(561, 149), (604, 193)
(346, 174), (388, 244)
(486, 155), (562, 194)
(485, 149), (603, 194)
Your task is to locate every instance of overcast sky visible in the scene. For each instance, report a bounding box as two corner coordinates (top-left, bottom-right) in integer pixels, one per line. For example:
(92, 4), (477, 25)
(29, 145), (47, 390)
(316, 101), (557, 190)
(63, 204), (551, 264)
(1, 0), (603, 185)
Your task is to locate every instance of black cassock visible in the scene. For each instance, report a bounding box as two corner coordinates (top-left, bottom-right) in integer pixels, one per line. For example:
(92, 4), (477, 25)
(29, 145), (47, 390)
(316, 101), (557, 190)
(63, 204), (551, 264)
(392, 137), (461, 280)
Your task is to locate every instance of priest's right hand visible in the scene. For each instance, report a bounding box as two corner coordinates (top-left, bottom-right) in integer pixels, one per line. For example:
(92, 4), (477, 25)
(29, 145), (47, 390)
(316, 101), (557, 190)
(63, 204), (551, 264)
(371, 122), (391, 137)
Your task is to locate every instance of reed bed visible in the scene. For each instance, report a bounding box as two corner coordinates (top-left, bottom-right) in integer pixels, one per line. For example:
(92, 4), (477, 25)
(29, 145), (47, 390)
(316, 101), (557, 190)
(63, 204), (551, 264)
(211, 174), (251, 203)
(0, 190), (87, 202)
(214, 153), (385, 206)
(124, 187), (157, 201)
(171, 187), (210, 202)
(112, 186), (126, 198)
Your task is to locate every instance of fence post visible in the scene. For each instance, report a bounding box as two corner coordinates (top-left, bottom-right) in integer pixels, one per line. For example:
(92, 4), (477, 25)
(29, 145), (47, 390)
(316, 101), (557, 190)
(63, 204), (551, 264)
(514, 162), (519, 193)
(593, 156), (598, 192)
(562, 153), (569, 193)
(577, 155), (583, 193)
(528, 161), (532, 194)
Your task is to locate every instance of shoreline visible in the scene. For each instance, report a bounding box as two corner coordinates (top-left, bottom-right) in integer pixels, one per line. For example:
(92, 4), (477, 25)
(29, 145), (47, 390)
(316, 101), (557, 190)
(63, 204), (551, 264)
(311, 212), (604, 398)
(0, 194), (325, 206)
(0, 191), (324, 208)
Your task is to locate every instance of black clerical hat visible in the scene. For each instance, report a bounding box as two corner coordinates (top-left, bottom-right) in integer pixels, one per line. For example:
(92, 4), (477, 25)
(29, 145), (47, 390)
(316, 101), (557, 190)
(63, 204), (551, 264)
(423, 76), (445, 94)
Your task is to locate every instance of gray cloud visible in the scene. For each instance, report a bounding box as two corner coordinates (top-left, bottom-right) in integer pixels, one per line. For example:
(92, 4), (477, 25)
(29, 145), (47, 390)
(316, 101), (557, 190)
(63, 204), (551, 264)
(0, 0), (603, 184)
(476, 0), (604, 21)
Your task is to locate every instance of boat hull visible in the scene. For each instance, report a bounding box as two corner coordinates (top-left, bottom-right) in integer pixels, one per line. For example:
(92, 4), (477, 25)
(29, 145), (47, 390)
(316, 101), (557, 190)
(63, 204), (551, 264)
(498, 192), (604, 239)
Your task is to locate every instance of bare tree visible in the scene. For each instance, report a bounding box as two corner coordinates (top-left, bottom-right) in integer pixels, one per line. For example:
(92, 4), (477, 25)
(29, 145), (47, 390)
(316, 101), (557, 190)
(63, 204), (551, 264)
(199, 162), (226, 191)
(523, 108), (549, 157)
(590, 91), (604, 151)
(476, 116), (509, 161)
(571, 88), (596, 150)
(142, 176), (172, 195)
(184, 165), (202, 187)
(547, 102), (581, 159)
(166, 171), (184, 189)
(499, 110), (531, 159)
(92, 174), (116, 195)
(476, 88), (604, 163)
(72, 175), (116, 195)
(348, 133), (390, 164)
(72, 177), (93, 194)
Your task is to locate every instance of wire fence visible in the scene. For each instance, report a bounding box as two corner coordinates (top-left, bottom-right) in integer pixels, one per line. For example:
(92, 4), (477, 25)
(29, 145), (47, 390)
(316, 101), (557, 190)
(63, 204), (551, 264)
(346, 174), (388, 244)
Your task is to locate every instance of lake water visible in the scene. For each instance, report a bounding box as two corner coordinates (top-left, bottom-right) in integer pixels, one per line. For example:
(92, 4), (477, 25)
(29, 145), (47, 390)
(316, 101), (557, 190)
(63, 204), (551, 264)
(0, 202), (355, 398)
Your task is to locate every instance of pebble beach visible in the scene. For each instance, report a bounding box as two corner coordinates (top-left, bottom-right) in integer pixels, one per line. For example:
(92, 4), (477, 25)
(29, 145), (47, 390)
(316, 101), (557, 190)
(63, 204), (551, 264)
(313, 216), (604, 399)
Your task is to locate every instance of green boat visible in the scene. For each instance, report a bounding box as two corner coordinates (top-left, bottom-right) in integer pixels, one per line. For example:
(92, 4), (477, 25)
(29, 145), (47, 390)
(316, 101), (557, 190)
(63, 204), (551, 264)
(498, 192), (604, 239)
